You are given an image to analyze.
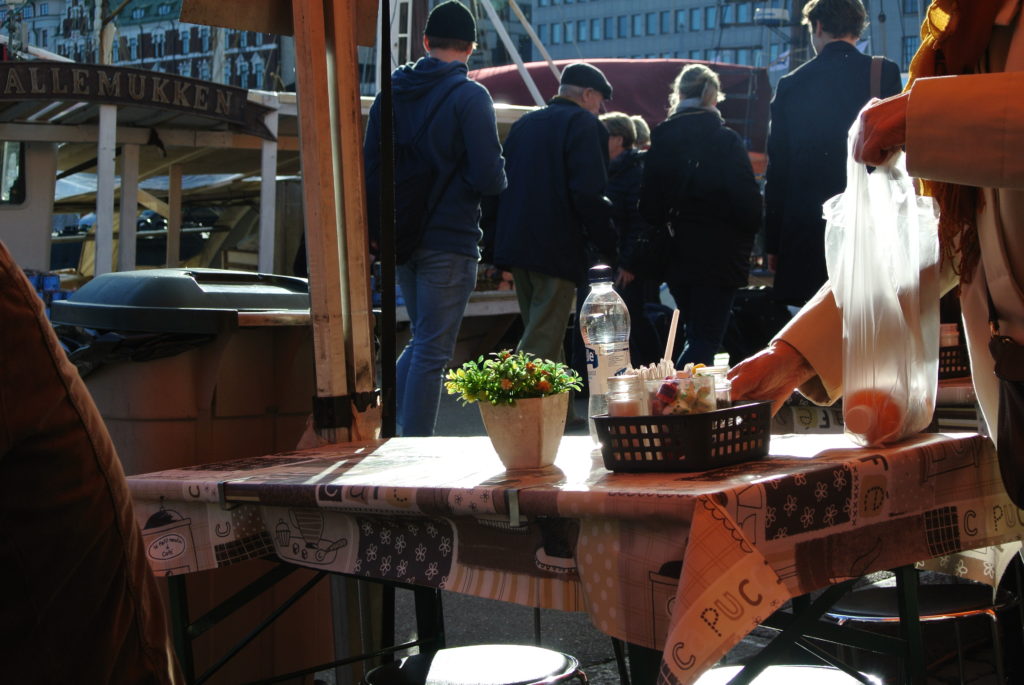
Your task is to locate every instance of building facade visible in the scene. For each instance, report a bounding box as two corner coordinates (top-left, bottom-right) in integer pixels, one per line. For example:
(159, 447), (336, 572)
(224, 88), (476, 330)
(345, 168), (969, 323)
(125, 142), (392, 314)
(1, 0), (295, 90)
(531, 0), (927, 84)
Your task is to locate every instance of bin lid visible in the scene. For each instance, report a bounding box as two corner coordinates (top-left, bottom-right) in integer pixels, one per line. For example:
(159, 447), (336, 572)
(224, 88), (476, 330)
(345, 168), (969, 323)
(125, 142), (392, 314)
(51, 268), (310, 334)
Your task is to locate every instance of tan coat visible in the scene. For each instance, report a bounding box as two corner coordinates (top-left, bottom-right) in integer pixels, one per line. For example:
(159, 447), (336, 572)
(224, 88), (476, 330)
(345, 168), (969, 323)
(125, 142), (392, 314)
(779, 0), (1024, 435)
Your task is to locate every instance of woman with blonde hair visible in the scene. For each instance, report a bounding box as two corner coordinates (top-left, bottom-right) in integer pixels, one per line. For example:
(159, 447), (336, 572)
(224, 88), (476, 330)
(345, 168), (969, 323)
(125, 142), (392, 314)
(639, 64), (762, 366)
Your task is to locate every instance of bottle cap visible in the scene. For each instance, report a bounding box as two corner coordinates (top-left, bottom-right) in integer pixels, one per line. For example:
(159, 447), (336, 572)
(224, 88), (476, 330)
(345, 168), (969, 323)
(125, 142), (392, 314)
(587, 264), (614, 283)
(845, 404), (875, 437)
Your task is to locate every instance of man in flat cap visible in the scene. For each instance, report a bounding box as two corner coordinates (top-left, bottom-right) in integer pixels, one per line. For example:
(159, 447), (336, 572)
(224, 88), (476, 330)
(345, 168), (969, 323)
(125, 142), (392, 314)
(365, 0), (507, 436)
(491, 62), (618, 396)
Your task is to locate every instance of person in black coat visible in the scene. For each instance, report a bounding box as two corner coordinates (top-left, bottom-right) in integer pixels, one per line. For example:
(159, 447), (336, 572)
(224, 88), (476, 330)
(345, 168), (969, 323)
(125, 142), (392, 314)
(493, 63), (618, 367)
(640, 64), (762, 367)
(764, 0), (902, 307)
(601, 111), (662, 367)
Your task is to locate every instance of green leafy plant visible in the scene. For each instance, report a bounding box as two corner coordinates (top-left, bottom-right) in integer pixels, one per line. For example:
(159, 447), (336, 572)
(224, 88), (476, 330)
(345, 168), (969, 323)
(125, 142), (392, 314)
(445, 349), (582, 406)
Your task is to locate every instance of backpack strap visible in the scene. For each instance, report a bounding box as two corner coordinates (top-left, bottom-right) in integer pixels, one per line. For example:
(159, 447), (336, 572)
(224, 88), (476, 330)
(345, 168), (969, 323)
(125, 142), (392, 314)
(869, 55), (883, 99)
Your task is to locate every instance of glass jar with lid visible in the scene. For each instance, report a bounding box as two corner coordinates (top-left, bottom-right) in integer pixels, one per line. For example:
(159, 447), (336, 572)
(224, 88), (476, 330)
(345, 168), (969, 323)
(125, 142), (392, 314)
(606, 374), (649, 417)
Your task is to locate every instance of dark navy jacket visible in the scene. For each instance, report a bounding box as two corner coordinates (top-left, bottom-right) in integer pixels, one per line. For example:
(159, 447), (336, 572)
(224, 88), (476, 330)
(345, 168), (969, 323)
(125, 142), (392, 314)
(492, 97), (616, 285)
(364, 57), (507, 260)
(764, 41), (902, 305)
(640, 108), (762, 289)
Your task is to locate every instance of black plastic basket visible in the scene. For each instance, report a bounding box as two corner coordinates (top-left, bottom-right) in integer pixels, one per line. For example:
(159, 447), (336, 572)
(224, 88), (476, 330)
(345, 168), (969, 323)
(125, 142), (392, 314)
(593, 401), (772, 473)
(939, 345), (970, 380)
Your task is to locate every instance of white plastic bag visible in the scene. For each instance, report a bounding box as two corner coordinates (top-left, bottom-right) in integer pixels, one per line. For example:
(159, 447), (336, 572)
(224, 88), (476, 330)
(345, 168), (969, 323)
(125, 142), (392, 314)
(824, 119), (941, 447)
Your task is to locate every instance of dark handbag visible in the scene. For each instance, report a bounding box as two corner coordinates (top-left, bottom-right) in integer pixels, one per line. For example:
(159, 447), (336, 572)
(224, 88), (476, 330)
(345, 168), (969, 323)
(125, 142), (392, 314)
(625, 223), (673, 282)
(989, 313), (1024, 508)
(985, 189), (1024, 507)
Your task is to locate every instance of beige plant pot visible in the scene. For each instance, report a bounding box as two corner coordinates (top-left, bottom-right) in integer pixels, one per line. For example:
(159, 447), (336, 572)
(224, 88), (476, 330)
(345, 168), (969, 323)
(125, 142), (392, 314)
(478, 393), (569, 471)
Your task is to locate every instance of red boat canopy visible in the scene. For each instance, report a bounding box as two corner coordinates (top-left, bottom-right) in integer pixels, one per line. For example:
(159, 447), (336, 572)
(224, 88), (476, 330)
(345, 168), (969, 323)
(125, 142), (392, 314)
(470, 58), (771, 154)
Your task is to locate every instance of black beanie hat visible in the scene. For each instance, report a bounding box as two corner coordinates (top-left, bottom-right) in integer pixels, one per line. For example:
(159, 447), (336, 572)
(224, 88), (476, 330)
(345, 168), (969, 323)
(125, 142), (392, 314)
(560, 62), (613, 99)
(425, 1), (477, 43)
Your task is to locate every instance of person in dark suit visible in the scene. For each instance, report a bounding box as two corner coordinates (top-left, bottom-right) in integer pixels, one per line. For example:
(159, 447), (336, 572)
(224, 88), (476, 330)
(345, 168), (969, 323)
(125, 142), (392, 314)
(764, 0), (902, 307)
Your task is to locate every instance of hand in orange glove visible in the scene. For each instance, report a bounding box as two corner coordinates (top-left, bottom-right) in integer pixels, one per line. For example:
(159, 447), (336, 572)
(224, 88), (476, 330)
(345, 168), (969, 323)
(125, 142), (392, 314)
(727, 339), (817, 416)
(854, 92), (910, 166)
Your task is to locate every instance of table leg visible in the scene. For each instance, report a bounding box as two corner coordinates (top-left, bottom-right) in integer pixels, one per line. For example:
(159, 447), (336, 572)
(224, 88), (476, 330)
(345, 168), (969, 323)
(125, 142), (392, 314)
(166, 574), (196, 684)
(413, 586), (446, 652)
(626, 642), (662, 685)
(894, 566), (924, 684)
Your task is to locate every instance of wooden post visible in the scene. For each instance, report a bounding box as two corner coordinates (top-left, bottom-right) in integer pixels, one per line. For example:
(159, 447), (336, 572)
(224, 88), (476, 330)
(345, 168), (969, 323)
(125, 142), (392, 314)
(118, 143), (140, 271)
(328, 0), (379, 440)
(95, 104), (117, 276)
(258, 98), (279, 274)
(166, 164), (183, 267)
(292, 0), (379, 444)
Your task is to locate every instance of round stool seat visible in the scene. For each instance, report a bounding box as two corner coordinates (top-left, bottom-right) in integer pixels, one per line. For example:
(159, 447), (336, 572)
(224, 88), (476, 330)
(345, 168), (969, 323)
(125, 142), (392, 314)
(694, 665), (881, 684)
(828, 584), (1013, 621)
(364, 645), (585, 685)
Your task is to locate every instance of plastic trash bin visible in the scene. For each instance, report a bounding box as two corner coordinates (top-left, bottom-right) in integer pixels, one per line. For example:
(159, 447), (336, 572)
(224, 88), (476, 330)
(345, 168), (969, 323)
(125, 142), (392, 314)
(51, 268), (316, 475)
(51, 268), (331, 684)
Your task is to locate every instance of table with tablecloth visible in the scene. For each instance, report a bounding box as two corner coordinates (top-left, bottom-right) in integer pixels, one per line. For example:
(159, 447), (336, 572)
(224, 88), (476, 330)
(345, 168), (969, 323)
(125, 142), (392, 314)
(127, 432), (1024, 684)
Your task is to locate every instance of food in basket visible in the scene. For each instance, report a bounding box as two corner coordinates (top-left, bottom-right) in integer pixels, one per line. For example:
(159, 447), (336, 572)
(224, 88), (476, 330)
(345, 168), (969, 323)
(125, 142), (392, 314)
(647, 376), (716, 415)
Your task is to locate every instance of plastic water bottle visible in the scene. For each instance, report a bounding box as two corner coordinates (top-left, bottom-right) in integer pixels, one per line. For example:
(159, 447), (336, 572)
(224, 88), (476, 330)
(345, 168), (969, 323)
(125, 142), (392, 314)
(579, 265), (631, 444)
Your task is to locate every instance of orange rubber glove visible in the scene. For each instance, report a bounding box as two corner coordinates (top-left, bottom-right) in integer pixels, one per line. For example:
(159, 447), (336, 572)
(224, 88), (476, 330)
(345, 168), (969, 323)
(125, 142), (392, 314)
(854, 92), (910, 166)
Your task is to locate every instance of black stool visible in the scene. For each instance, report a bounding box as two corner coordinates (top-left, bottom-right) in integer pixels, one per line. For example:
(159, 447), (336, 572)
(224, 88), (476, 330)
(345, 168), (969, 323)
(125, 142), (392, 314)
(826, 578), (1016, 684)
(694, 664), (881, 684)
(364, 644), (587, 685)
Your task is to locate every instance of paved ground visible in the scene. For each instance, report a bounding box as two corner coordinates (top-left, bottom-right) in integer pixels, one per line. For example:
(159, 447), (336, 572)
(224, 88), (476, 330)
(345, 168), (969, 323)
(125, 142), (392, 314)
(320, 393), (1017, 684)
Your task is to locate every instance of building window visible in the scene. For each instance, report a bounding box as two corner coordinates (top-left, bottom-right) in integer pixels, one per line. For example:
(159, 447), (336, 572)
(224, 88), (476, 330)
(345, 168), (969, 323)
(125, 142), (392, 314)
(200, 60), (211, 80)
(769, 43), (781, 62)
(901, 34), (920, 69)
(131, 7), (145, 19)
(718, 48), (735, 63)
(224, 60), (232, 84)
(660, 10), (671, 34)
(578, 19), (588, 42)
(689, 49), (702, 60)
(737, 2), (752, 24)
(565, 21), (574, 43)
(239, 60), (250, 88)
(180, 29), (190, 53)
(129, 37), (138, 60)
(903, 0), (921, 12)
(617, 15), (628, 39)
(646, 12), (657, 36)
(690, 8), (702, 31)
(22, 5), (32, 18)
(604, 17), (614, 41)
(201, 27), (210, 51)
(241, 31), (248, 48)
(40, 29), (47, 47)
(721, 3), (735, 25)
(737, 47), (750, 64)
(675, 10), (685, 32)
(591, 17), (601, 41)
(538, 0), (549, 5)
(158, 4), (172, 16)
(632, 14), (643, 38)
(39, 3), (48, 15)
(552, 23), (562, 44)
(155, 35), (165, 58)
(538, 24), (549, 44)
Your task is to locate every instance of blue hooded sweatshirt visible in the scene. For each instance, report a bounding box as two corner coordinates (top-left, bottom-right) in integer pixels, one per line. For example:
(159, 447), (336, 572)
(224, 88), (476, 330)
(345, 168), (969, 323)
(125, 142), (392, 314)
(364, 57), (507, 260)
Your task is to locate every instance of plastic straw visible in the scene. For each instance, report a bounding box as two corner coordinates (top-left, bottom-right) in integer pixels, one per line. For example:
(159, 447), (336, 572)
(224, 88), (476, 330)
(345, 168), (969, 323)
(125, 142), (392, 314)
(663, 309), (680, 362)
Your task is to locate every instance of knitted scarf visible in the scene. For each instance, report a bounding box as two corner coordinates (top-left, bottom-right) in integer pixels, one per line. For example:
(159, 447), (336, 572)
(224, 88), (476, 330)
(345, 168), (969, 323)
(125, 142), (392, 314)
(906, 0), (1003, 281)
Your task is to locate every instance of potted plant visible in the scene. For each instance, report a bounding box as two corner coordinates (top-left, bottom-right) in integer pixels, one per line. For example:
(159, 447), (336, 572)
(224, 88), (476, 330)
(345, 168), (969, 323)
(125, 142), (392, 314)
(446, 350), (582, 470)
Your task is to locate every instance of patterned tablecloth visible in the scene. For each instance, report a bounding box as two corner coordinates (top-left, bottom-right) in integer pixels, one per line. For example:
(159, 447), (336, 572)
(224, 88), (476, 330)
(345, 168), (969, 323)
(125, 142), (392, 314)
(127, 432), (1024, 684)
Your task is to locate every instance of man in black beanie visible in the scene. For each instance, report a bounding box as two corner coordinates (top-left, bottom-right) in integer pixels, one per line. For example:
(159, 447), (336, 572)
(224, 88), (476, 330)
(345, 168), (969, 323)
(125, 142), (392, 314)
(491, 62), (617, 406)
(364, 0), (506, 437)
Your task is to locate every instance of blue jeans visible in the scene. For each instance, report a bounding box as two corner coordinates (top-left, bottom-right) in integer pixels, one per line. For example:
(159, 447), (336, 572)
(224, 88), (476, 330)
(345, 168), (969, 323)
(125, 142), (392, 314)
(665, 282), (736, 367)
(396, 248), (478, 436)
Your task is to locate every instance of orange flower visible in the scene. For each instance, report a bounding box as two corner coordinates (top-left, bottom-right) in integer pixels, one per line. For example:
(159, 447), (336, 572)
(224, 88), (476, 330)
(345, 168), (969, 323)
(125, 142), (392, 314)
(525, 362), (536, 373)
(536, 379), (552, 393)
(500, 378), (514, 390)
